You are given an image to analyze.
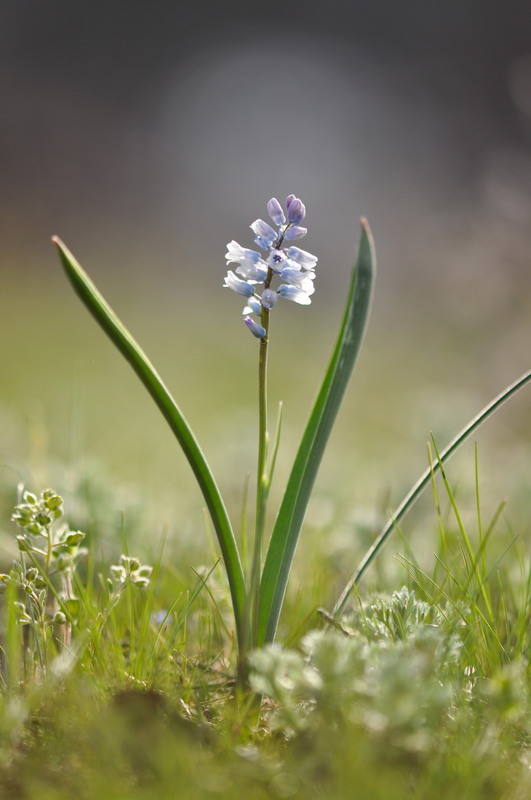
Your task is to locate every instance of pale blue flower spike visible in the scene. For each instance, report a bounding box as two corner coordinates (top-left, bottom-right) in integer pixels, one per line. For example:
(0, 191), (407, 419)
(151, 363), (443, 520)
(225, 194), (317, 330)
(244, 316), (267, 339)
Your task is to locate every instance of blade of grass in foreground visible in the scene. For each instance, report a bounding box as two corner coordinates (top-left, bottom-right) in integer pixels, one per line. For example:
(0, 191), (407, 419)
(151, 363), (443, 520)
(52, 237), (247, 651)
(332, 368), (531, 617)
(257, 219), (376, 646)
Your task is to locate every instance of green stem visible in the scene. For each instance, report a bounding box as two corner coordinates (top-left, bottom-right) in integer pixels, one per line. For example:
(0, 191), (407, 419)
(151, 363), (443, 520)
(25, 550), (76, 625)
(250, 290), (271, 643)
(45, 528), (53, 574)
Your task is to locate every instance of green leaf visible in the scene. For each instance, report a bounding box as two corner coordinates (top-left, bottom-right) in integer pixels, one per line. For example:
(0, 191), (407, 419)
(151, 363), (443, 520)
(257, 219), (376, 645)
(52, 237), (247, 651)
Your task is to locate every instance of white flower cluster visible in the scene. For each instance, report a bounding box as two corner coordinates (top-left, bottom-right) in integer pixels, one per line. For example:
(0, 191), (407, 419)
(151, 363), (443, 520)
(223, 195), (317, 338)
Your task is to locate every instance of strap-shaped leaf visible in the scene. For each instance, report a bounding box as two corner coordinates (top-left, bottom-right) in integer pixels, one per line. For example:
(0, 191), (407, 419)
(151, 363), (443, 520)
(52, 237), (247, 650)
(257, 219), (376, 645)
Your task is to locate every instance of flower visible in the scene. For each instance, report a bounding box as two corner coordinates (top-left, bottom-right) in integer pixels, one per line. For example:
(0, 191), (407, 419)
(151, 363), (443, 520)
(223, 270), (255, 297)
(285, 246), (318, 269)
(225, 241), (268, 282)
(283, 225), (307, 240)
(266, 249), (287, 272)
(261, 288), (278, 310)
(280, 267), (316, 295)
(243, 296), (263, 316)
(224, 194), (317, 338)
(251, 219), (278, 250)
(277, 285), (313, 305)
(285, 196), (306, 225)
(225, 240), (263, 267)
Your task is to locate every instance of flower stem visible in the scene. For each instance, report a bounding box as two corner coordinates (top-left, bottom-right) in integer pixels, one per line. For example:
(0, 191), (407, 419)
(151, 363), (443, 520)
(250, 271), (272, 644)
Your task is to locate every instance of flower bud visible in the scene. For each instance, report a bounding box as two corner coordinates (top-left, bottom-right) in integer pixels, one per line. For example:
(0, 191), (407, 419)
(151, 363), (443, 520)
(286, 197), (306, 225)
(261, 289), (278, 310)
(267, 198), (286, 226)
(285, 194), (296, 210)
(244, 316), (266, 339)
(65, 531), (85, 546)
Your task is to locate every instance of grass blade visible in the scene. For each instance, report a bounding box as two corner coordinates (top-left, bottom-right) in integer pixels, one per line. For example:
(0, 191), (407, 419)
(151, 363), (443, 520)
(52, 237), (247, 650)
(332, 368), (531, 616)
(257, 219), (376, 645)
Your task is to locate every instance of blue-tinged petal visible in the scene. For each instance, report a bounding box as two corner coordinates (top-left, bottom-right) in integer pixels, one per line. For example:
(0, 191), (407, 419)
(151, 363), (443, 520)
(244, 316), (266, 338)
(280, 269), (316, 295)
(223, 270), (255, 297)
(250, 219), (277, 249)
(278, 284), (312, 305)
(284, 226), (307, 240)
(285, 246), (318, 269)
(285, 194), (296, 210)
(280, 266), (303, 283)
(281, 265), (315, 281)
(236, 262), (268, 282)
(267, 198), (286, 226)
(243, 296), (263, 316)
(254, 236), (272, 250)
(261, 289), (278, 310)
(286, 197), (306, 225)
(225, 240), (264, 265)
(266, 249), (287, 272)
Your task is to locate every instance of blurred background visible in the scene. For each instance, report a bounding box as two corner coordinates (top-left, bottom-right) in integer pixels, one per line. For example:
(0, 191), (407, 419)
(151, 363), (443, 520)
(0, 1), (530, 584)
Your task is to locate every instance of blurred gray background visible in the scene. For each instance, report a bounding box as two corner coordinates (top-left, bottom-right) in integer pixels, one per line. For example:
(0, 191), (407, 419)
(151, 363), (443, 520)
(1, 3), (530, 436)
(0, 0), (530, 557)
(2, 0), (530, 296)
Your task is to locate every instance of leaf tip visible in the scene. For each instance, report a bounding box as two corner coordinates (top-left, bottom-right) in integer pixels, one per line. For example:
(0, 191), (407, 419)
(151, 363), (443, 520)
(360, 216), (372, 237)
(51, 236), (77, 269)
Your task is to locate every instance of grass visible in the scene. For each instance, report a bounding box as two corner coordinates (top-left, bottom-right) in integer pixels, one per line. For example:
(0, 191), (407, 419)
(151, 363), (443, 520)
(0, 273), (529, 798)
(0, 441), (529, 799)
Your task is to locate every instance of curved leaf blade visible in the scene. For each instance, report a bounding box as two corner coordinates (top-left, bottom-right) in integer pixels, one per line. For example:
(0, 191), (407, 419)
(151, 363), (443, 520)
(257, 219), (376, 645)
(52, 237), (247, 649)
(331, 367), (531, 617)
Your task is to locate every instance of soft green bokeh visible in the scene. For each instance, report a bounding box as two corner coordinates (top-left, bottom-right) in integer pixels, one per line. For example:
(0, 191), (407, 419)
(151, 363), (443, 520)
(1, 251), (530, 602)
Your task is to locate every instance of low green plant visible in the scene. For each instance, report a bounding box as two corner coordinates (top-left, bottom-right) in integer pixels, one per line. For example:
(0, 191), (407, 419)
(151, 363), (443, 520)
(0, 487), (154, 687)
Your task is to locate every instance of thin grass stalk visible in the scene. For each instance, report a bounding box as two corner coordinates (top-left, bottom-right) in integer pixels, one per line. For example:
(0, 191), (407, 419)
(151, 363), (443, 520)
(332, 368), (531, 617)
